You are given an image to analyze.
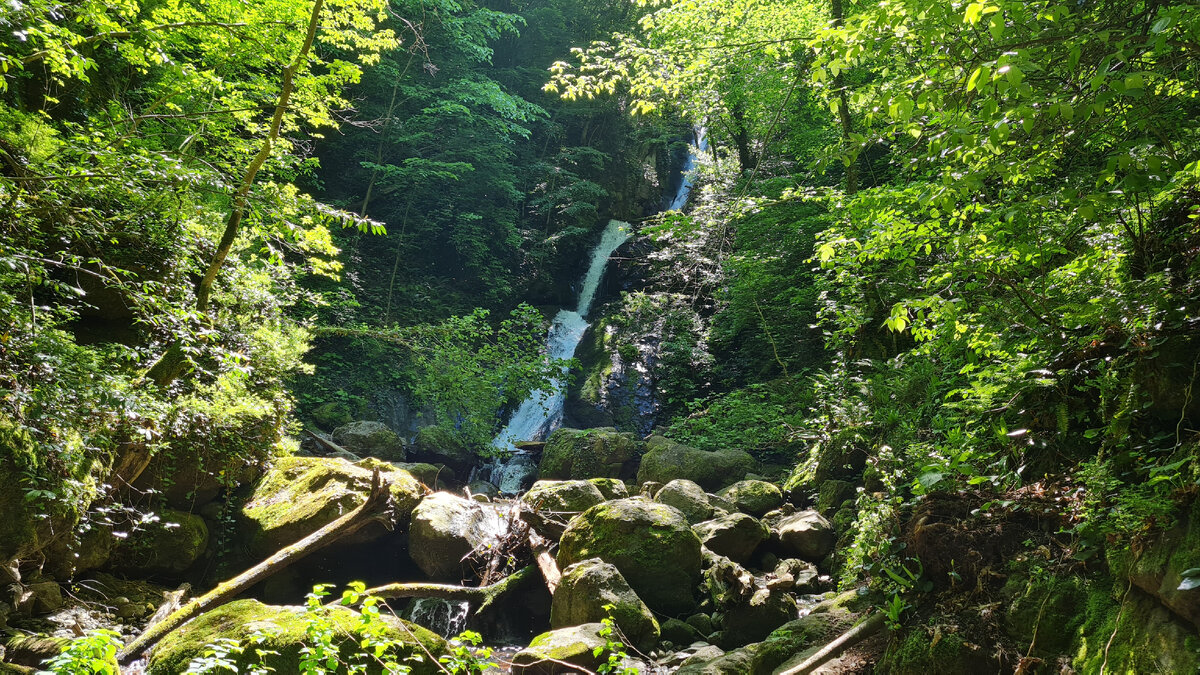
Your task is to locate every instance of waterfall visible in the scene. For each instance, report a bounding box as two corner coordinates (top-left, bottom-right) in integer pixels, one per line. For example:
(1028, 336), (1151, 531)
(483, 220), (631, 492)
(666, 128), (708, 212)
(406, 598), (471, 638)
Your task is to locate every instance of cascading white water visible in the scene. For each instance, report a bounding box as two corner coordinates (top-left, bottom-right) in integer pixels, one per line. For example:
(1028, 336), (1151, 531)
(484, 220), (631, 492)
(407, 598), (471, 637)
(667, 129), (708, 211)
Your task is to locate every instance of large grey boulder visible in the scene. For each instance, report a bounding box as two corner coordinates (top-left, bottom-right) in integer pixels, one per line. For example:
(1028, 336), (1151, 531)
(655, 479), (714, 524)
(511, 623), (608, 674)
(774, 510), (835, 561)
(410, 427), (477, 475)
(717, 588), (798, 649)
(551, 558), (660, 651)
(558, 497), (702, 615)
(636, 436), (755, 492)
(408, 492), (506, 581)
(332, 421), (406, 462)
(520, 480), (606, 540)
(694, 512), (768, 563)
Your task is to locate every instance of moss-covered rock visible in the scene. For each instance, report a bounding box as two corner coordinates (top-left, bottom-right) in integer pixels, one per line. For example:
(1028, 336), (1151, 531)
(106, 508), (208, 578)
(1073, 578), (1200, 673)
(511, 623), (607, 674)
(717, 480), (783, 517)
(240, 456), (423, 557)
(694, 513), (769, 563)
(1003, 574), (1088, 656)
(587, 477), (628, 500)
(409, 492), (506, 581)
(521, 480), (606, 540)
(655, 479), (714, 524)
(816, 479), (857, 516)
(636, 436), (755, 492)
(551, 558), (660, 652)
(539, 428), (640, 480)
(558, 497), (702, 616)
(410, 426), (477, 475)
(1111, 496), (1200, 628)
(310, 401), (353, 430)
(774, 510), (835, 561)
(332, 421), (406, 462)
(147, 599), (446, 674)
(0, 416), (97, 569)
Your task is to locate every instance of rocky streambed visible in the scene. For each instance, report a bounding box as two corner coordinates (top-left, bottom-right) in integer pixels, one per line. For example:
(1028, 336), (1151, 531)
(1, 423), (876, 673)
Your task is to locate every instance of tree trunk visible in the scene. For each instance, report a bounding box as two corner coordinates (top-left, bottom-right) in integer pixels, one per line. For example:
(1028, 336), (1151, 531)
(831, 0), (859, 195)
(117, 469), (391, 663)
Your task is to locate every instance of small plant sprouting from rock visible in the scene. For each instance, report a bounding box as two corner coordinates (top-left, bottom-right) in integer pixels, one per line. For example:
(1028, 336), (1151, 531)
(593, 604), (639, 675)
(37, 629), (123, 675)
(439, 630), (495, 674)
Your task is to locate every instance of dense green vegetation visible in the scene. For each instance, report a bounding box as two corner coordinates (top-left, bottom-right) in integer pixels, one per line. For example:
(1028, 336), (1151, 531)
(3, 0), (1200, 671)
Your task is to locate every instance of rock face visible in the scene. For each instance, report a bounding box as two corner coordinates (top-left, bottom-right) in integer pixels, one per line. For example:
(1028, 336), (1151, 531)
(558, 497), (702, 615)
(107, 508), (208, 578)
(409, 492), (506, 581)
(240, 456), (423, 557)
(636, 436), (755, 492)
(511, 623), (608, 674)
(332, 421), (406, 462)
(410, 426), (477, 475)
(147, 599), (446, 674)
(1118, 497), (1200, 628)
(539, 428), (640, 480)
(521, 480), (606, 540)
(774, 510), (835, 561)
(694, 513), (769, 563)
(655, 479), (714, 524)
(551, 558), (660, 651)
(718, 480), (783, 517)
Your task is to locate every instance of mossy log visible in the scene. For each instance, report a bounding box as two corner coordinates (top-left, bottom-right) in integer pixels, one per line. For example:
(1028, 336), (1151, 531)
(334, 566), (539, 609)
(778, 612), (884, 675)
(117, 469), (391, 664)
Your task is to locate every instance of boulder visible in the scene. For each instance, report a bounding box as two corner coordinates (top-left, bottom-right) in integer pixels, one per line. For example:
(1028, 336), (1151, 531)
(309, 401), (352, 430)
(390, 461), (451, 488)
(14, 581), (63, 615)
(717, 588), (798, 649)
(660, 617), (701, 645)
(655, 479), (714, 524)
(558, 497), (702, 615)
(467, 480), (500, 500)
(694, 513), (769, 563)
(332, 421), (406, 462)
(717, 480), (783, 517)
(521, 480), (606, 540)
(147, 598), (445, 674)
(240, 456), (423, 557)
(1117, 496), (1200, 628)
(816, 479), (857, 516)
(511, 623), (608, 674)
(587, 478), (629, 500)
(539, 428), (640, 480)
(775, 558), (819, 592)
(551, 558), (660, 652)
(774, 510), (835, 561)
(107, 508), (208, 578)
(636, 436), (755, 492)
(409, 492), (506, 581)
(410, 427), (477, 475)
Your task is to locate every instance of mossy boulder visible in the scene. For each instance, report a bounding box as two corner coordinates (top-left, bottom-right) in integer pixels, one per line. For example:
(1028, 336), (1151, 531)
(774, 510), (835, 561)
(310, 401), (353, 430)
(409, 492), (506, 581)
(1111, 496), (1200, 628)
(511, 623), (607, 674)
(558, 497), (702, 616)
(521, 480), (606, 540)
(636, 436), (755, 492)
(717, 588), (798, 649)
(147, 599), (446, 674)
(717, 480), (783, 517)
(655, 479), (714, 524)
(410, 427), (477, 475)
(106, 508), (208, 578)
(240, 456), (423, 557)
(539, 428), (640, 480)
(694, 513), (769, 563)
(587, 477), (629, 500)
(1072, 580), (1200, 673)
(0, 416), (96, 567)
(551, 558), (660, 652)
(816, 479), (857, 516)
(332, 421), (406, 462)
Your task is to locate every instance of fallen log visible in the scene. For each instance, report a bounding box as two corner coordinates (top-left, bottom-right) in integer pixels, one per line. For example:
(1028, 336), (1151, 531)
(336, 566), (540, 612)
(529, 531), (560, 595)
(117, 469), (392, 664)
(778, 611), (885, 675)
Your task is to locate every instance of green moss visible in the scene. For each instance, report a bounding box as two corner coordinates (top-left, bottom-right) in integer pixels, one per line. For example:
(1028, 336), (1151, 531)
(882, 629), (973, 675)
(539, 428), (640, 480)
(108, 508), (209, 577)
(148, 599), (446, 674)
(1004, 575), (1087, 656)
(1072, 580), (1200, 673)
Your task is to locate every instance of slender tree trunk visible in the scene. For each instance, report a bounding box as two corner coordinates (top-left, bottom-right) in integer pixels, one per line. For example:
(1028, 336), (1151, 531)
(146, 0), (325, 386)
(831, 0), (859, 195)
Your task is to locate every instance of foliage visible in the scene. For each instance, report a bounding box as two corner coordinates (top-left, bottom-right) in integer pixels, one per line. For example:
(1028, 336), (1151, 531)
(593, 605), (639, 675)
(38, 629), (122, 675)
(438, 630), (495, 674)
